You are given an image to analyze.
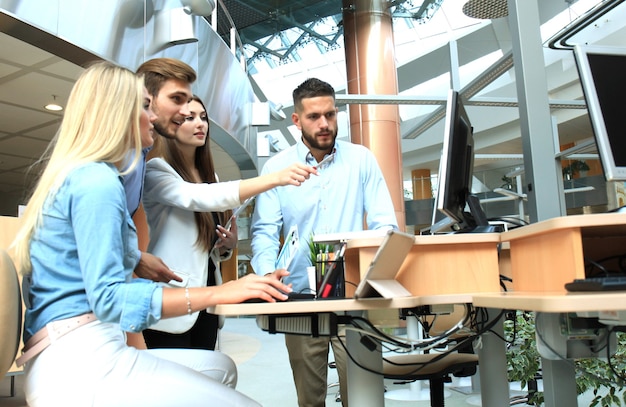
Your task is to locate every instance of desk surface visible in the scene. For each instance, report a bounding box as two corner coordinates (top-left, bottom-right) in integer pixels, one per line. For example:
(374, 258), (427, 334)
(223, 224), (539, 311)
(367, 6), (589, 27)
(212, 292), (626, 316)
(208, 293), (475, 316)
(473, 291), (626, 313)
(345, 232), (501, 248)
(500, 212), (626, 241)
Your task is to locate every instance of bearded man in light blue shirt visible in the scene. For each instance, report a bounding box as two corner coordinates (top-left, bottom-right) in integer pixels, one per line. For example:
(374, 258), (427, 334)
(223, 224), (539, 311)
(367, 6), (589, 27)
(251, 78), (398, 407)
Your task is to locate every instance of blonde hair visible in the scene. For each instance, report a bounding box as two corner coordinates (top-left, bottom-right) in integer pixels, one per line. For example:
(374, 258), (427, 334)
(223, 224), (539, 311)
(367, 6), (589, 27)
(13, 61), (144, 273)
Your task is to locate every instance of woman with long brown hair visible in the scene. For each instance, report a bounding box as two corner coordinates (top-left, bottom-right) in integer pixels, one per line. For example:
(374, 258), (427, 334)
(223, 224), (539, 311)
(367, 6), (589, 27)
(142, 95), (314, 350)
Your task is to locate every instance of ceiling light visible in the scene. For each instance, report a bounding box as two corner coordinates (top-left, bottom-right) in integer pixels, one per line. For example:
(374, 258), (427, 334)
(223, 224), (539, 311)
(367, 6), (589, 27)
(181, 0), (215, 16)
(462, 0), (508, 20)
(44, 95), (63, 111)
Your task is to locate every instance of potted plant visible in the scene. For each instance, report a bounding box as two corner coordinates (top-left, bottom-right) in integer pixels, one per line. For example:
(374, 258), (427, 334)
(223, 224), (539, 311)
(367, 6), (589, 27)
(562, 160), (590, 180)
(307, 233), (333, 267)
(306, 234), (334, 289)
(504, 311), (626, 406)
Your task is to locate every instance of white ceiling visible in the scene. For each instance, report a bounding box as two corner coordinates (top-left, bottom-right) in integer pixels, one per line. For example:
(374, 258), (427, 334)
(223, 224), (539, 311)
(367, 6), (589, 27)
(0, 33), (76, 205)
(1, 0), (622, 217)
(0, 30), (597, 215)
(0, 32), (240, 216)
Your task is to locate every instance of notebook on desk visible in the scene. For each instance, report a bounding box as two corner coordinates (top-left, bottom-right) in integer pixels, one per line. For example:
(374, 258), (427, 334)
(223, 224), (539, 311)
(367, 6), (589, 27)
(353, 230), (415, 299)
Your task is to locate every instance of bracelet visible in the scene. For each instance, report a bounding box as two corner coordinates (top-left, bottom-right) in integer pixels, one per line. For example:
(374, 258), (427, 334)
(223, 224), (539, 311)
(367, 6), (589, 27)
(184, 287), (192, 315)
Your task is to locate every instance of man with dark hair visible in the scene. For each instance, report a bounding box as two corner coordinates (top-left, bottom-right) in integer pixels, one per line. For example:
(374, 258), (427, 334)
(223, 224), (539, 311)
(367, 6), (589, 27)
(251, 77), (398, 406)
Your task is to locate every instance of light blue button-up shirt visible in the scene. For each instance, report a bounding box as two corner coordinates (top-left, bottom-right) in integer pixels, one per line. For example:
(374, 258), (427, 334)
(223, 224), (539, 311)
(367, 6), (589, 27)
(250, 139), (398, 293)
(24, 162), (161, 343)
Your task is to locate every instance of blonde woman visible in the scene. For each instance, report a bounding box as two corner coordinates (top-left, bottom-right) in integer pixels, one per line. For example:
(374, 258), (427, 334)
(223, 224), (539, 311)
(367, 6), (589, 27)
(12, 61), (290, 407)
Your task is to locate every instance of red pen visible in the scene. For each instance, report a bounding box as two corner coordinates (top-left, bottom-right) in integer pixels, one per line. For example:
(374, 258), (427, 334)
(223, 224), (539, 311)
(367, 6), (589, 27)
(317, 243), (346, 298)
(321, 282), (334, 298)
(312, 153), (335, 170)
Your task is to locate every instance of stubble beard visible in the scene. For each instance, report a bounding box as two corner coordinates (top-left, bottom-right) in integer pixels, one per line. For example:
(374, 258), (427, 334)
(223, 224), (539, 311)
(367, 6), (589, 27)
(302, 128), (337, 152)
(153, 120), (177, 140)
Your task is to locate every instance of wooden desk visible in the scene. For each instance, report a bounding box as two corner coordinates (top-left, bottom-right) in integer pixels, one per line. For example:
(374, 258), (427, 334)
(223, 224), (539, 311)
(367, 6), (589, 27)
(474, 291), (626, 407)
(209, 293), (480, 316)
(211, 292), (509, 407)
(469, 214), (626, 407)
(0, 216), (22, 250)
(210, 296), (424, 316)
(500, 213), (626, 292)
(474, 291), (626, 313)
(213, 297), (419, 407)
(343, 233), (502, 297)
(212, 232), (507, 406)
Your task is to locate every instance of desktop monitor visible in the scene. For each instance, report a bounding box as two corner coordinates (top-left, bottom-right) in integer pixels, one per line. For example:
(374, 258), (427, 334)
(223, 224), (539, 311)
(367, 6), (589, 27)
(434, 89), (495, 233)
(573, 45), (626, 182)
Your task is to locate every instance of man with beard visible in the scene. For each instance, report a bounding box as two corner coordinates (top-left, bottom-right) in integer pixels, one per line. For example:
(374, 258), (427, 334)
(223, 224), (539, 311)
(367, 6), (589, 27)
(122, 58), (196, 285)
(250, 77), (398, 406)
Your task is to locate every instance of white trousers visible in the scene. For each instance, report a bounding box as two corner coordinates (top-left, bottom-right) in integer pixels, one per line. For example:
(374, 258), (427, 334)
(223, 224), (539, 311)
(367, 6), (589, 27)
(24, 320), (260, 407)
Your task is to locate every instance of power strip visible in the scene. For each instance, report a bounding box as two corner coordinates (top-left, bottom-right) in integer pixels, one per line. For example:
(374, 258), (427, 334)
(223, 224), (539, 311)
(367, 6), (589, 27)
(256, 313), (337, 336)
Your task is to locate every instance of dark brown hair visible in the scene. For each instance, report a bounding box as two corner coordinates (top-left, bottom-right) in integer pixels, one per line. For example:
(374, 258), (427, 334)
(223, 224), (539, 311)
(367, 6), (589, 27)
(292, 78), (335, 112)
(154, 95), (231, 252)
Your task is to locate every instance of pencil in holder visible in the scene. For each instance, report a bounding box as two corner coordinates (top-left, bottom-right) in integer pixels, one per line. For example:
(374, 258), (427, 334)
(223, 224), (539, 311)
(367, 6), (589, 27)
(316, 258), (345, 298)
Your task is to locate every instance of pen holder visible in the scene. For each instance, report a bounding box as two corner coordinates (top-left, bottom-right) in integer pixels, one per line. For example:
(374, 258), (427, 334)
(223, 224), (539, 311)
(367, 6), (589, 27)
(315, 258), (345, 298)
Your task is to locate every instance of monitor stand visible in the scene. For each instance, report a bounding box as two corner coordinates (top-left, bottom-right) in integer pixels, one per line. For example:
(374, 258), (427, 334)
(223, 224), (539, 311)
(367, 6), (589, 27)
(456, 195), (502, 234)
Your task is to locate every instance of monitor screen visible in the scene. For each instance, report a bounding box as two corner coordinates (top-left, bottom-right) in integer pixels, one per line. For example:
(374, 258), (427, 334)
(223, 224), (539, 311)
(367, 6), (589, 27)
(434, 90), (494, 233)
(573, 45), (626, 182)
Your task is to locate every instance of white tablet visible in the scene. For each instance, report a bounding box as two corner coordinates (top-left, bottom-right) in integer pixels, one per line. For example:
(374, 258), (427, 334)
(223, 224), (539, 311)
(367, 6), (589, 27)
(275, 224), (300, 271)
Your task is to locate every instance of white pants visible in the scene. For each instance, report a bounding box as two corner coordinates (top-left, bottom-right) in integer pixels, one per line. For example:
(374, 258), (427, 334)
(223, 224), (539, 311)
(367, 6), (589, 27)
(24, 320), (260, 407)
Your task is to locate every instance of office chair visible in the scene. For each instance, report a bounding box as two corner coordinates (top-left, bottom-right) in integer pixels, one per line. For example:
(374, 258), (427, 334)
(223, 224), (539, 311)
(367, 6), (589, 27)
(0, 248), (23, 395)
(382, 305), (479, 407)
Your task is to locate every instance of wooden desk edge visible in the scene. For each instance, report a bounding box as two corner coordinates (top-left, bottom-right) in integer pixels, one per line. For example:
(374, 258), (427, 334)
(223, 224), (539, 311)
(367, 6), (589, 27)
(473, 291), (626, 312)
(209, 291), (626, 317)
(209, 294), (475, 316)
(346, 233), (501, 249)
(500, 213), (626, 241)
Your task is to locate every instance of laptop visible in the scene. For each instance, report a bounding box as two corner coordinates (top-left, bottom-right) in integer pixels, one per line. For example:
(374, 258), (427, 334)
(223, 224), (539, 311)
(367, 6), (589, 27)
(353, 229), (415, 299)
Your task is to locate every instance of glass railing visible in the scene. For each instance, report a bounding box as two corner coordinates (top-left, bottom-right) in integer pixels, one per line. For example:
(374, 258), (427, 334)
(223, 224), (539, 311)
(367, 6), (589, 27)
(406, 165), (615, 228)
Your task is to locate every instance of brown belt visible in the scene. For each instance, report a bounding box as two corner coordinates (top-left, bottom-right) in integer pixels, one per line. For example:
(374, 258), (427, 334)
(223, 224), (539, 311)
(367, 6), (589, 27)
(16, 313), (97, 367)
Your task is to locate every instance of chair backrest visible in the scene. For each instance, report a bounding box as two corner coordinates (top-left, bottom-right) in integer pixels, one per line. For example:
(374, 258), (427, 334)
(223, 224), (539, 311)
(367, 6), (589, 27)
(0, 248), (22, 380)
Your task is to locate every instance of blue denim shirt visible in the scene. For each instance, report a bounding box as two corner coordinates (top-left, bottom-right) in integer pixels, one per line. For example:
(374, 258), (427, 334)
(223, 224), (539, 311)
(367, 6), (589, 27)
(250, 139), (398, 293)
(23, 162), (162, 343)
(121, 147), (150, 216)
(121, 148), (149, 263)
